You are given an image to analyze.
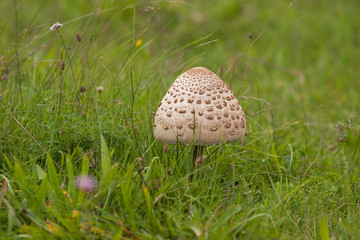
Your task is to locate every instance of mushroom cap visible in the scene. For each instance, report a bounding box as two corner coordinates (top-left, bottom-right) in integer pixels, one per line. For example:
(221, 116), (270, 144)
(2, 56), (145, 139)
(153, 67), (246, 145)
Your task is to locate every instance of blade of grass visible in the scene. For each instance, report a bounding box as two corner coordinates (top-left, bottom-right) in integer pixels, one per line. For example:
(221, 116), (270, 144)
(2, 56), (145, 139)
(100, 134), (111, 182)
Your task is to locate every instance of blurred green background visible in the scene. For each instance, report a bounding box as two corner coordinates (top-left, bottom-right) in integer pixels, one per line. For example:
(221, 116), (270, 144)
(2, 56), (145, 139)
(1, 0), (359, 128)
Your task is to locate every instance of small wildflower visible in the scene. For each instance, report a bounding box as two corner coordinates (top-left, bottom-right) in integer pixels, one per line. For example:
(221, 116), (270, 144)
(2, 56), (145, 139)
(135, 39), (143, 47)
(96, 86), (104, 93)
(80, 86), (86, 92)
(50, 22), (63, 31)
(75, 175), (96, 192)
(248, 33), (253, 39)
(71, 210), (80, 219)
(45, 221), (58, 233)
(76, 33), (82, 42)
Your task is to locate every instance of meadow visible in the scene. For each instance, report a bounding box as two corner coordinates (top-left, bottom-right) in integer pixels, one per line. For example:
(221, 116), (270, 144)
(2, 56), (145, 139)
(0, 0), (360, 239)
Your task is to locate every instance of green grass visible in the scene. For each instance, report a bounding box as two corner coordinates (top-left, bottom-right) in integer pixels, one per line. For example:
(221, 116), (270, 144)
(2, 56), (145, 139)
(1, 0), (360, 239)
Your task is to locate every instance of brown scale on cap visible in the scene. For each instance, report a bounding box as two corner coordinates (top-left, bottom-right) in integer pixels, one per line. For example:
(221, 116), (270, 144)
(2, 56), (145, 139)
(207, 106), (214, 112)
(153, 67), (246, 145)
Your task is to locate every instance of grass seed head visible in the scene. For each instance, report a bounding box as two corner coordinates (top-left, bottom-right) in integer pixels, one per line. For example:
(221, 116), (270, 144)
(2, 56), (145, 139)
(60, 60), (65, 71)
(76, 33), (82, 42)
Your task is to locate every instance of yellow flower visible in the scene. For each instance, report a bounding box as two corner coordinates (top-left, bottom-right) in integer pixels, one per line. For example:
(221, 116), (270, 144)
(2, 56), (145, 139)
(90, 226), (105, 235)
(45, 222), (58, 233)
(135, 39), (143, 47)
(72, 210), (80, 219)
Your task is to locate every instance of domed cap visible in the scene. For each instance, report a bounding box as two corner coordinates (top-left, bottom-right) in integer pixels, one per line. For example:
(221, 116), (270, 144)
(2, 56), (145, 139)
(153, 67), (246, 145)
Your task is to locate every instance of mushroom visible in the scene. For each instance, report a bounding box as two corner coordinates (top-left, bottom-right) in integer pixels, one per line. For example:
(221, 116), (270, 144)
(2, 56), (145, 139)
(153, 67), (246, 164)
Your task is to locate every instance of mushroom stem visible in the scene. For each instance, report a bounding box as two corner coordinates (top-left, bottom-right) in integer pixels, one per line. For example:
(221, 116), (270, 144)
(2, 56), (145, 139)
(193, 145), (204, 166)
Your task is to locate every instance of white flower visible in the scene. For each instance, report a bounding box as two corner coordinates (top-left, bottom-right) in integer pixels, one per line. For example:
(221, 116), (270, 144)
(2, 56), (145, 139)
(50, 22), (63, 31)
(96, 86), (104, 93)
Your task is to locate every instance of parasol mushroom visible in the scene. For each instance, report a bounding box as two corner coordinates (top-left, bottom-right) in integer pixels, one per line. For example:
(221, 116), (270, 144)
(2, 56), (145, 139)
(153, 67), (246, 164)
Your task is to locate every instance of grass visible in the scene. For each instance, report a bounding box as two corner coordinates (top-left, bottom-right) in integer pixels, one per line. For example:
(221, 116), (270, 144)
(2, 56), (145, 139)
(1, 0), (360, 239)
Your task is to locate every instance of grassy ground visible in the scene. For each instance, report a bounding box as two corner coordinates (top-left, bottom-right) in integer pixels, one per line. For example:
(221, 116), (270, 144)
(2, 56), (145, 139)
(1, 0), (360, 239)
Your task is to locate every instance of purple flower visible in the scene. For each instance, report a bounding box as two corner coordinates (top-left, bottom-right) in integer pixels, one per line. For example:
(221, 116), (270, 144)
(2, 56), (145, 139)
(75, 175), (96, 192)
